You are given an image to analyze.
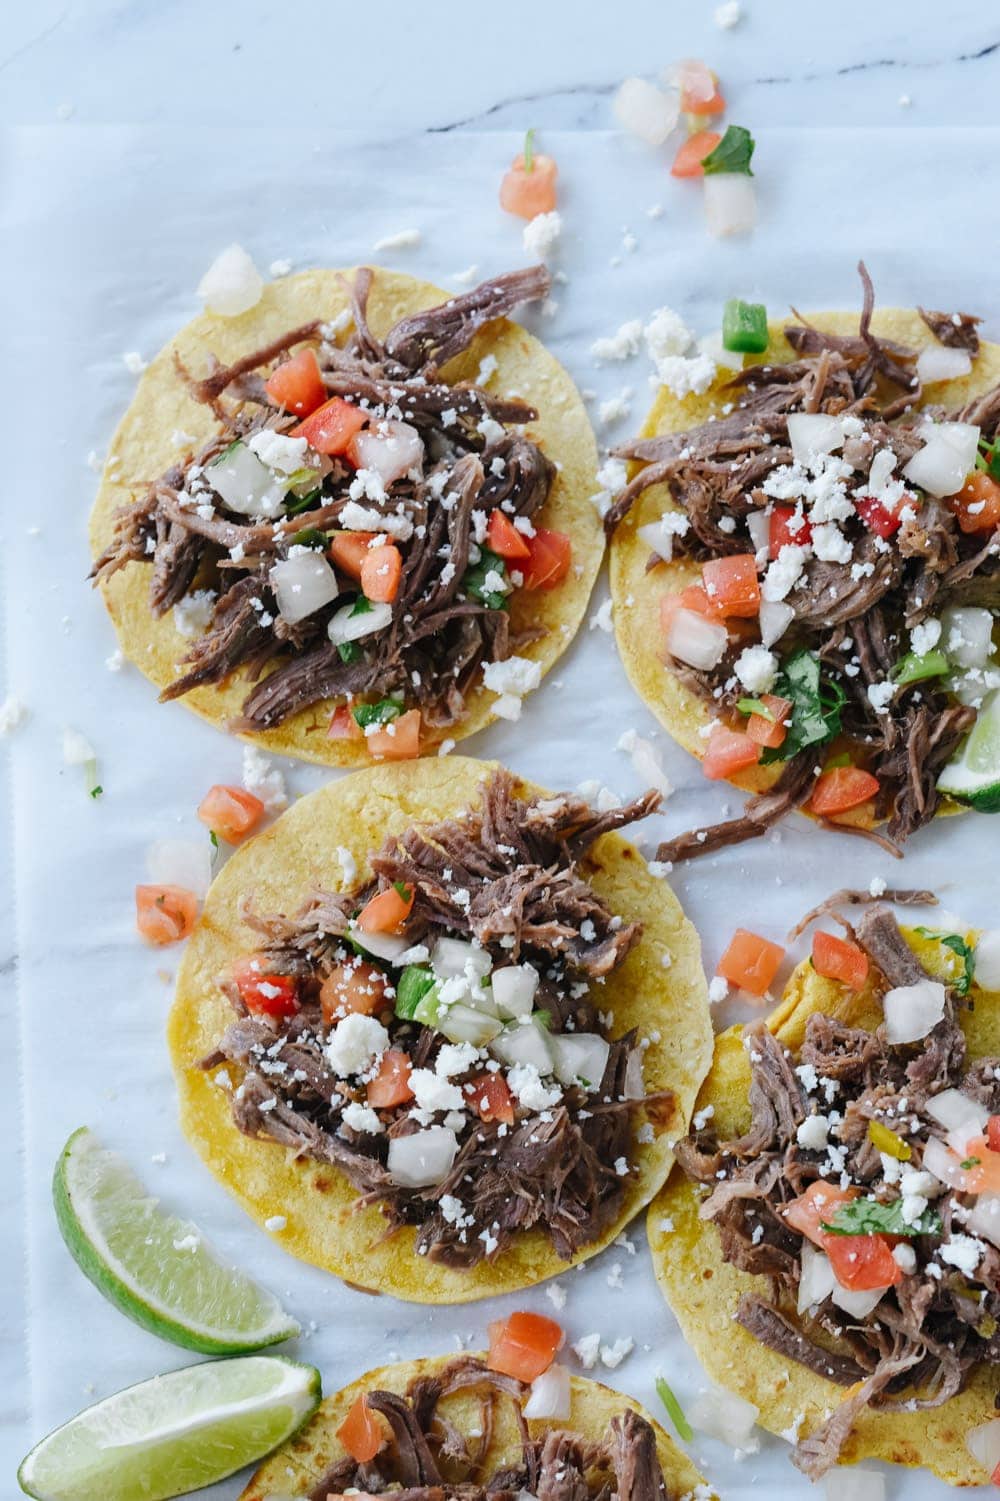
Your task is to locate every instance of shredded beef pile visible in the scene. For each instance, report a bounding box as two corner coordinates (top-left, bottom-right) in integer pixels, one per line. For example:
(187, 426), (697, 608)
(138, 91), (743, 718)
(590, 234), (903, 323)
(306, 1356), (675, 1501)
(676, 900), (1000, 1478)
(609, 264), (1000, 862)
(205, 771), (666, 1268)
(92, 266), (556, 730)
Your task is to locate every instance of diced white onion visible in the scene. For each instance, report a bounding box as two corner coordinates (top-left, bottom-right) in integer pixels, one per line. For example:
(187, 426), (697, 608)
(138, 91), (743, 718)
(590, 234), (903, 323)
(490, 1020), (553, 1074)
(613, 77), (680, 146)
(626, 732), (673, 797)
(270, 552), (340, 625)
(703, 173), (757, 238)
(969, 1195), (1000, 1250)
(882, 979), (947, 1044)
(327, 600), (393, 646)
(922, 1135), (967, 1192)
(523, 1363), (571, 1421)
(350, 927), (411, 964)
(431, 937), (493, 982)
(491, 964), (540, 1020)
(903, 421), (980, 498)
(942, 606), (996, 670)
(548, 1032), (610, 1091)
(197, 244), (263, 318)
(759, 598), (795, 649)
(663, 606), (728, 671)
(831, 1283), (886, 1319)
(967, 1417), (1000, 1478)
(437, 1002), (502, 1047)
(746, 508), (771, 558)
(916, 345), (973, 385)
(823, 1465), (886, 1501)
(975, 930), (1000, 991)
(146, 838), (212, 899)
(786, 413), (845, 466)
(350, 421), (424, 487)
(797, 1242), (836, 1315)
(387, 1127), (458, 1188)
(623, 1050), (645, 1100)
(638, 518), (680, 562)
(698, 330), (744, 374)
(925, 1087), (988, 1143)
(208, 442), (286, 518)
(689, 1383), (760, 1451)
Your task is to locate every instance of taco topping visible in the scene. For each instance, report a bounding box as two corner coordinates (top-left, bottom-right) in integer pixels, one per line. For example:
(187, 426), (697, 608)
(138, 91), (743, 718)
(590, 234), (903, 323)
(610, 265), (1000, 861)
(201, 771), (668, 1268)
(309, 1353), (677, 1501)
(677, 899), (1000, 1478)
(92, 267), (574, 740)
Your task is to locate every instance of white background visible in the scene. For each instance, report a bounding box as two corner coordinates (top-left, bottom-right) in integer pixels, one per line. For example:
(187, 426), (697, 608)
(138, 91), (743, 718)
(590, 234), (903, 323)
(3, 6), (1000, 1499)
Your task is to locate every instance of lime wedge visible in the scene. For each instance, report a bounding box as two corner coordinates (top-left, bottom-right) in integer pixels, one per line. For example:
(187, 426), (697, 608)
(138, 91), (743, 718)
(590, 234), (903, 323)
(54, 1127), (298, 1354)
(938, 689), (1000, 812)
(18, 1354), (320, 1501)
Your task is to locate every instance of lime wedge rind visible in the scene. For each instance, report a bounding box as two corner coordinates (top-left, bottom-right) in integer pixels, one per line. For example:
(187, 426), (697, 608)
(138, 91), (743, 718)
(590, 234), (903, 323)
(18, 1355), (321, 1501)
(938, 690), (1000, 813)
(54, 1128), (299, 1355)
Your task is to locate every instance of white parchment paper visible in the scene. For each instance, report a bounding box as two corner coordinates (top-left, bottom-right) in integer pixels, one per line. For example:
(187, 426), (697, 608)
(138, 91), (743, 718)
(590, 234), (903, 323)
(3, 126), (1000, 1498)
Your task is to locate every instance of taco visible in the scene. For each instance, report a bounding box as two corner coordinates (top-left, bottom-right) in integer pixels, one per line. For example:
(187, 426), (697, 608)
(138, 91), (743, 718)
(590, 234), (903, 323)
(168, 756), (711, 1303)
(90, 265), (603, 765)
(607, 265), (1000, 864)
(650, 892), (1000, 1483)
(240, 1342), (709, 1501)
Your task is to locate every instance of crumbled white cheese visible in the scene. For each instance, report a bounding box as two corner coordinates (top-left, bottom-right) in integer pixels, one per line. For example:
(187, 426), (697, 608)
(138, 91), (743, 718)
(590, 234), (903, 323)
(264, 1215), (287, 1233)
(591, 320), (644, 364)
(0, 697), (28, 736)
(242, 745), (288, 812)
(910, 617), (942, 656)
(373, 228), (422, 252)
(522, 210), (563, 261)
(409, 1068), (466, 1114)
(939, 1234), (985, 1276)
(572, 1332), (601, 1369)
(708, 976), (730, 1004)
(547, 1282), (568, 1311)
(247, 429), (310, 475)
(269, 258), (292, 277)
(325, 1014), (390, 1078)
(172, 589), (217, 638)
(714, 0), (741, 26)
(483, 655), (542, 698)
(796, 1114), (830, 1151)
(762, 544), (809, 601)
(867, 680), (896, 716)
(339, 500), (414, 541)
(600, 1337), (634, 1369)
(122, 350), (147, 375)
(342, 1102), (384, 1135)
(734, 645), (778, 694)
(599, 388), (633, 426)
(435, 1042), (480, 1078)
(590, 600), (614, 633)
(507, 1062), (562, 1112)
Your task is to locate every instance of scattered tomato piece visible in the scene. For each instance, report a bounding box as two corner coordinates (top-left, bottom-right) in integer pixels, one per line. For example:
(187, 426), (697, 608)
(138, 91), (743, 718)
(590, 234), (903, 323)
(486, 508), (532, 561)
(717, 927), (784, 996)
(336, 1394), (384, 1464)
(329, 531), (377, 582)
(135, 884), (198, 946)
(500, 137), (558, 220)
(824, 1233), (902, 1292)
(702, 724), (761, 781)
(357, 883), (415, 935)
(292, 396), (367, 456)
(855, 494), (903, 539)
(957, 1136), (1000, 1196)
(670, 130), (722, 178)
(810, 766), (880, 818)
(367, 1048), (414, 1108)
(988, 1116), (1000, 1155)
(328, 704), (363, 740)
(521, 528), (572, 590)
(769, 506), (813, 557)
(745, 694), (791, 749)
(948, 471), (1000, 534)
(465, 1072), (516, 1126)
(783, 1181), (859, 1247)
(702, 554), (760, 618)
(367, 708), (421, 761)
(488, 1312), (564, 1381)
(197, 784), (265, 844)
(675, 59), (725, 115)
(320, 960), (389, 1025)
(265, 348), (326, 417)
(360, 543), (402, 604)
(812, 931), (870, 990)
(232, 957), (299, 1019)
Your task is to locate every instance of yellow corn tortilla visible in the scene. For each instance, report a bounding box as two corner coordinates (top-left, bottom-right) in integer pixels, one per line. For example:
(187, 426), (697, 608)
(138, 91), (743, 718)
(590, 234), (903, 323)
(240, 1351), (709, 1501)
(610, 310), (1000, 807)
(169, 755), (712, 1304)
(90, 268), (604, 766)
(649, 922), (1000, 1484)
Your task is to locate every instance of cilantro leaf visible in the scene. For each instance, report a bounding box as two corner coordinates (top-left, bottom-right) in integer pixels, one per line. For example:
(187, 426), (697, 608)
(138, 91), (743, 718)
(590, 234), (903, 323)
(761, 649), (846, 764)
(393, 881), (413, 902)
(915, 927), (976, 996)
(822, 1197), (942, 1239)
(289, 526), (328, 549)
(337, 640), (362, 664)
(976, 437), (1000, 482)
(463, 548), (510, 611)
(702, 125), (755, 178)
(349, 595), (373, 617)
(352, 697), (404, 730)
(284, 487), (322, 516)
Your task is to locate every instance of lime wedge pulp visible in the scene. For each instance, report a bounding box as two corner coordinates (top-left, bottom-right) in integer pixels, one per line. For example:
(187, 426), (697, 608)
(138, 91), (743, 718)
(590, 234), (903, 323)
(54, 1127), (299, 1354)
(18, 1354), (321, 1501)
(938, 689), (1000, 812)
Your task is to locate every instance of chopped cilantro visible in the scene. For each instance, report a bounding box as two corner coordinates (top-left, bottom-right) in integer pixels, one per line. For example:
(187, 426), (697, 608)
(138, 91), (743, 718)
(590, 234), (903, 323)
(915, 927), (976, 996)
(962, 1156), (982, 1170)
(761, 649), (846, 765)
(892, 649), (949, 686)
(284, 487), (322, 516)
(289, 526), (328, 549)
(702, 124), (755, 177)
(463, 548), (510, 610)
(352, 697), (404, 730)
(337, 640), (362, 664)
(349, 595), (373, 617)
(976, 436), (1000, 482)
(655, 1377), (693, 1443)
(821, 1197), (942, 1239)
(393, 881), (413, 902)
(89, 785), (103, 800)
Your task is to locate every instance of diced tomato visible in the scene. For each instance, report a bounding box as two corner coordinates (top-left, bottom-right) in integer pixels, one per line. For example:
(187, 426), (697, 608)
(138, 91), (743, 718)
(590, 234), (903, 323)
(336, 1394), (384, 1464)
(487, 1312), (564, 1381)
(135, 884), (198, 946)
(957, 1136), (1000, 1196)
(783, 1181), (860, 1248)
(988, 1116), (1000, 1155)
(824, 1233), (902, 1292)
(947, 471), (1000, 535)
(465, 1072), (515, 1126)
(328, 531), (377, 582)
(670, 130), (722, 179)
(486, 508), (532, 561)
(676, 60), (725, 115)
(367, 708), (421, 761)
(701, 554), (760, 618)
(855, 494), (903, 539)
(521, 528), (572, 590)
(264, 348), (326, 417)
(812, 931), (870, 991)
(659, 584), (717, 637)
(360, 543), (402, 604)
(320, 960), (389, 1025)
(809, 766), (880, 818)
(769, 506), (813, 557)
(232, 956), (299, 1020)
(292, 396), (368, 456)
(367, 1048), (414, 1108)
(357, 883), (414, 935)
(745, 694), (791, 749)
(681, 83), (726, 115)
(702, 725), (761, 781)
(328, 704), (363, 740)
(500, 152), (558, 220)
(197, 784), (265, 844)
(717, 928), (785, 997)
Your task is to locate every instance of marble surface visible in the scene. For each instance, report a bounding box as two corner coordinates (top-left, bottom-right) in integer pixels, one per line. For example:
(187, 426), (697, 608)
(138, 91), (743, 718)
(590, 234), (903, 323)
(3, 5), (1000, 1500)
